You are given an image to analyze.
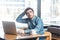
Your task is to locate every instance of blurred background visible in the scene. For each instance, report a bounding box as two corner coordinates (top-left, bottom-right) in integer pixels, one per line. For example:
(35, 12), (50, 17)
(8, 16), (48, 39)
(0, 0), (60, 27)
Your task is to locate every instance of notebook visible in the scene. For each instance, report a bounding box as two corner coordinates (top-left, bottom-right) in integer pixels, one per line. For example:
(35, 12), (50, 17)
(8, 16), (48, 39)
(2, 21), (17, 34)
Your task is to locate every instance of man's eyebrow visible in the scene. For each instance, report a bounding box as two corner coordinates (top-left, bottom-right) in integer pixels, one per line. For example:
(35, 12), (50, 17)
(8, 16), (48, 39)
(26, 12), (29, 14)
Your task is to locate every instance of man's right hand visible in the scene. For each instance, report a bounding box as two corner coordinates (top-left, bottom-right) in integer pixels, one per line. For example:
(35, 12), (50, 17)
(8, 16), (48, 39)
(17, 29), (25, 34)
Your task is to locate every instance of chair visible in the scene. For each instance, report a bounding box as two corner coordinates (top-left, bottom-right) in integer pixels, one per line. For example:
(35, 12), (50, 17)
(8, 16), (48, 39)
(48, 25), (60, 35)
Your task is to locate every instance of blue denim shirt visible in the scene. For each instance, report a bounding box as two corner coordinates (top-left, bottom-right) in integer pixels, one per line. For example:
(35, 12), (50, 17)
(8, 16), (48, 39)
(16, 12), (44, 34)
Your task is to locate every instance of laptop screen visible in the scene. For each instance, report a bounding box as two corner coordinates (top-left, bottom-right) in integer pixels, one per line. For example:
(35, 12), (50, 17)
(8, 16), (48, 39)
(2, 21), (17, 34)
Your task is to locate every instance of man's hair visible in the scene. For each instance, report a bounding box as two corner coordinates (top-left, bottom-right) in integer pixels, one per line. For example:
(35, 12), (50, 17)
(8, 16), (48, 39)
(24, 7), (34, 13)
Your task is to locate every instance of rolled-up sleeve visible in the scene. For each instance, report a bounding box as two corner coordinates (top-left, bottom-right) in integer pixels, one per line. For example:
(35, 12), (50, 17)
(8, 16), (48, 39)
(16, 12), (28, 23)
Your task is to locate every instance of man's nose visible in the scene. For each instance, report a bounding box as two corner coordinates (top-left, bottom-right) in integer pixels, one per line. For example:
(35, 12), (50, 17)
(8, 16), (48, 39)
(29, 13), (31, 15)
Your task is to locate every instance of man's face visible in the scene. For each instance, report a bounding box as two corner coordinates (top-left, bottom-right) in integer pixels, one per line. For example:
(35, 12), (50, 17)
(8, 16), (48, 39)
(26, 9), (34, 19)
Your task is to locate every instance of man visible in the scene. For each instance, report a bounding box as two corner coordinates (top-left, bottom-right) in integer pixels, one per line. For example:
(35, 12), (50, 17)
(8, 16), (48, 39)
(16, 7), (45, 40)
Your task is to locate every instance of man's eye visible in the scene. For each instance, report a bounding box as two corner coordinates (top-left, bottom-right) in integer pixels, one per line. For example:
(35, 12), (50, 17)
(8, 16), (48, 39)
(30, 11), (32, 13)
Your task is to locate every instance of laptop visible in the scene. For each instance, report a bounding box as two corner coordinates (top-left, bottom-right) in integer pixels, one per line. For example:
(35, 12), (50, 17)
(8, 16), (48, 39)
(2, 21), (17, 35)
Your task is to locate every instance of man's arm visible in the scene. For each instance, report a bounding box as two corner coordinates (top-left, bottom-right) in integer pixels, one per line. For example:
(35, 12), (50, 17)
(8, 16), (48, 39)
(16, 12), (28, 23)
(32, 17), (44, 34)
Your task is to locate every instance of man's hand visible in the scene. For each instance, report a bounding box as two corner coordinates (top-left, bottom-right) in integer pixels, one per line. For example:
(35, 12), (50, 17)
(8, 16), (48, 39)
(31, 30), (37, 34)
(18, 29), (25, 34)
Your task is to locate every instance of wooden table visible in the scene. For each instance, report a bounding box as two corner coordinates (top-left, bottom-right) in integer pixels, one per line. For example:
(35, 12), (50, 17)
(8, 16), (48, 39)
(1, 32), (52, 40)
(0, 27), (52, 40)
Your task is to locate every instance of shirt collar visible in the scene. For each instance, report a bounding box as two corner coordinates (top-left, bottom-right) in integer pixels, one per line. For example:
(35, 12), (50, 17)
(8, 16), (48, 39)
(31, 16), (36, 20)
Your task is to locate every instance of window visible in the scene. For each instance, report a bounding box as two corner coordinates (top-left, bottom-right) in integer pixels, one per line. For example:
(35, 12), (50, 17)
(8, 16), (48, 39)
(41, 0), (51, 26)
(0, 0), (37, 21)
(41, 0), (60, 26)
